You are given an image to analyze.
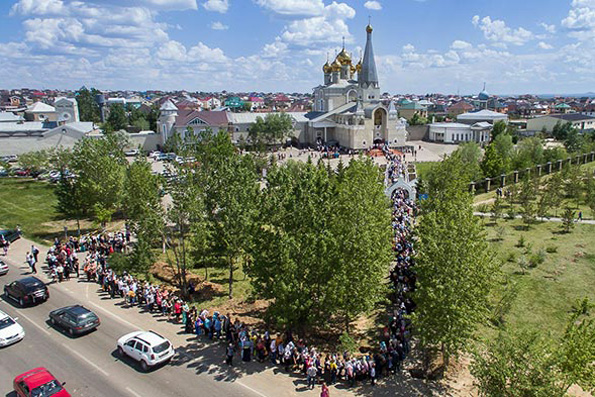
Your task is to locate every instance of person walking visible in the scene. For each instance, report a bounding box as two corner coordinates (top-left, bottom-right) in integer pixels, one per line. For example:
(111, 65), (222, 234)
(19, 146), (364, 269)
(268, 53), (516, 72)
(307, 364), (318, 389)
(320, 383), (330, 397)
(31, 245), (39, 263)
(26, 251), (37, 274)
(225, 343), (235, 366)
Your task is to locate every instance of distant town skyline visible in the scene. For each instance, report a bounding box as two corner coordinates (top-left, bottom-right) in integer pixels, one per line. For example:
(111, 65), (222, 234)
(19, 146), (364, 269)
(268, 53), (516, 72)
(0, 0), (594, 95)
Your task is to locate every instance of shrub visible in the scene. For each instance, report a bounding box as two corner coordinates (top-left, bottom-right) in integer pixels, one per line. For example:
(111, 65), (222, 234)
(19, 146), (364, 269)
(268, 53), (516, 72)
(528, 249), (546, 268)
(516, 235), (526, 248)
(545, 245), (558, 253)
(506, 251), (517, 263)
(338, 332), (358, 354)
(517, 255), (529, 274)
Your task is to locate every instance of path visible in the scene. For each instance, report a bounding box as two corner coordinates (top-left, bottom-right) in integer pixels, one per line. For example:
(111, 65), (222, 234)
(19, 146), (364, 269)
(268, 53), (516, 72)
(473, 212), (595, 224)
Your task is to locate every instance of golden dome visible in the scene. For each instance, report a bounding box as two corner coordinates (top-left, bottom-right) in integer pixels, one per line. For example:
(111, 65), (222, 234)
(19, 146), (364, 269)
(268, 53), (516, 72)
(366, 24), (373, 34)
(356, 59), (362, 72)
(331, 58), (342, 72)
(323, 61), (332, 73)
(336, 48), (352, 65)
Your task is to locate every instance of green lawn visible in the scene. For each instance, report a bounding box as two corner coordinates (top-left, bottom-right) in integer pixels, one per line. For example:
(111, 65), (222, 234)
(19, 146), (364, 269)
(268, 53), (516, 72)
(482, 218), (595, 338)
(414, 161), (438, 180)
(0, 178), (62, 244)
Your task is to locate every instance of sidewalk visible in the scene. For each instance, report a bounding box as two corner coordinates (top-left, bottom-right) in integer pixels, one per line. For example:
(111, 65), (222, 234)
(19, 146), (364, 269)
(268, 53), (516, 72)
(2, 235), (443, 397)
(473, 212), (595, 224)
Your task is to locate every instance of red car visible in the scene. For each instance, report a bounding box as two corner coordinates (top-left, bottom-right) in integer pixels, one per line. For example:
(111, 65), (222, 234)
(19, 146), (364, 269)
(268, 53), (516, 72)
(13, 367), (70, 397)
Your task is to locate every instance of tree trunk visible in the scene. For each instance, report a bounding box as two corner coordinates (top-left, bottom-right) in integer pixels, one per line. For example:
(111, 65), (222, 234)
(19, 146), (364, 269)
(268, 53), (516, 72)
(228, 256), (234, 299)
(441, 342), (449, 369)
(76, 218), (81, 236)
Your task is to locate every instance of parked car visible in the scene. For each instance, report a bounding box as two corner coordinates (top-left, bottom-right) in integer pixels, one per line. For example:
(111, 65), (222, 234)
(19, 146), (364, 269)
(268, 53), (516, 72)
(117, 330), (175, 371)
(149, 151), (162, 160)
(1, 155), (18, 163)
(13, 367), (70, 397)
(0, 259), (8, 276)
(0, 167), (8, 177)
(156, 153), (169, 162)
(4, 276), (49, 307)
(49, 305), (100, 336)
(12, 168), (30, 177)
(0, 309), (25, 347)
(124, 148), (140, 157)
(0, 229), (20, 243)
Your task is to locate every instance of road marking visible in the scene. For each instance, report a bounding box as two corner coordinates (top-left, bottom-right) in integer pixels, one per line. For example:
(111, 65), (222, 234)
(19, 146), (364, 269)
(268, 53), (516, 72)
(126, 387), (143, 397)
(63, 343), (109, 377)
(16, 310), (51, 335)
(87, 301), (140, 331)
(236, 381), (269, 397)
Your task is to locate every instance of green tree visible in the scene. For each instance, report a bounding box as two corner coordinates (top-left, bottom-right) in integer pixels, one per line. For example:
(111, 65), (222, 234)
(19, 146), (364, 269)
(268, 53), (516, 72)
(471, 330), (565, 397)
(106, 104), (128, 132)
(513, 137), (544, 170)
(585, 175), (595, 217)
(248, 113), (294, 149)
(561, 207), (575, 233)
(491, 120), (507, 141)
(518, 176), (537, 228)
(123, 156), (163, 241)
(76, 87), (101, 123)
(481, 144), (505, 178)
(415, 155), (499, 368)
(472, 314), (595, 396)
(493, 133), (514, 171)
(67, 132), (128, 221)
(329, 158), (393, 332)
(18, 150), (51, 174)
(249, 161), (336, 330)
(453, 142), (483, 181)
(491, 195), (503, 224)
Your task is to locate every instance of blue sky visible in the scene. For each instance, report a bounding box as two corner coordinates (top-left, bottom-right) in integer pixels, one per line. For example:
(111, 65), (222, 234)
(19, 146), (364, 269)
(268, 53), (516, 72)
(0, 0), (593, 95)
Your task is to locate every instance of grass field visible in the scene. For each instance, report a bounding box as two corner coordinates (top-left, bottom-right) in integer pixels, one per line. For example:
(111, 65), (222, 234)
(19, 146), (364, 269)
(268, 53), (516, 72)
(414, 161), (438, 179)
(0, 178), (62, 244)
(482, 218), (595, 338)
(0, 178), (115, 244)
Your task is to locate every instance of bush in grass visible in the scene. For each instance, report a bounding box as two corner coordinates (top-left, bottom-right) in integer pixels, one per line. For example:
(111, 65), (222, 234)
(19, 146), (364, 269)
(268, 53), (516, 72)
(506, 251), (517, 263)
(528, 249), (546, 268)
(516, 235), (526, 248)
(545, 245), (558, 253)
(517, 255), (530, 274)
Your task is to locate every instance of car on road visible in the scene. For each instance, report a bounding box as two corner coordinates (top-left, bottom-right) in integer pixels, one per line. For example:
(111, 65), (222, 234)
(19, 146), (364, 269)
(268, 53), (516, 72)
(0, 259), (8, 276)
(0, 309), (25, 347)
(124, 148), (140, 157)
(13, 367), (70, 397)
(4, 276), (49, 307)
(49, 305), (100, 336)
(117, 330), (175, 371)
(0, 229), (21, 243)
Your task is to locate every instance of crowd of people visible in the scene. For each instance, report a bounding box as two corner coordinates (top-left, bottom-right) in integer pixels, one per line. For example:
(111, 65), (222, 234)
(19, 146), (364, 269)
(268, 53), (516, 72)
(29, 151), (418, 394)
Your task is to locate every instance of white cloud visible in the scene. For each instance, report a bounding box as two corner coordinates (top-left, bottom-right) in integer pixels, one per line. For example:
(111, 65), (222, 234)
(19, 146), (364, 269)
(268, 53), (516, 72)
(472, 15), (534, 46)
(11, 0), (64, 16)
(211, 21), (229, 30)
(278, 2), (356, 46)
(364, 1), (382, 11)
(450, 40), (472, 50)
(203, 0), (229, 13)
(255, 0), (325, 17)
(538, 41), (553, 50)
(539, 22), (556, 33)
(262, 38), (289, 58)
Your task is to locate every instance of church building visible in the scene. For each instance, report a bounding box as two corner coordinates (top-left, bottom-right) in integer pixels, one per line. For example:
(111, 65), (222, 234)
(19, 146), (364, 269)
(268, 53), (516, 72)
(305, 23), (407, 149)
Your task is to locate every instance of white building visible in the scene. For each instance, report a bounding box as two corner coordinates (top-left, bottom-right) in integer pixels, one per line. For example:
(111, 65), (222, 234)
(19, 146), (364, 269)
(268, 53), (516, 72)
(428, 121), (492, 145)
(54, 97), (80, 124)
(457, 109), (508, 125)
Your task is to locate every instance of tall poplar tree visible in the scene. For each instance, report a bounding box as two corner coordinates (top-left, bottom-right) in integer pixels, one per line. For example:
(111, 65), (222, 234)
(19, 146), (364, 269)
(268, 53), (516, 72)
(414, 155), (498, 367)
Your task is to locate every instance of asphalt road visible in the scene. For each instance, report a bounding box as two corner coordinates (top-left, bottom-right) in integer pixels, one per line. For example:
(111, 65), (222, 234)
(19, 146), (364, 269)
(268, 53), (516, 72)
(0, 256), (254, 397)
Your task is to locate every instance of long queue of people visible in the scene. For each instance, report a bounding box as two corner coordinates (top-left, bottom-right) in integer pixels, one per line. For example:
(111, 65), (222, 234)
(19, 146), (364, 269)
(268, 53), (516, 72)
(36, 167), (417, 393)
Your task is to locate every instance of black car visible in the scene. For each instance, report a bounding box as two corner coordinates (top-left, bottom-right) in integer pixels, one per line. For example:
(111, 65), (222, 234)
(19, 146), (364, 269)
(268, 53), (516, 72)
(49, 305), (100, 336)
(0, 229), (20, 243)
(3, 277), (49, 307)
